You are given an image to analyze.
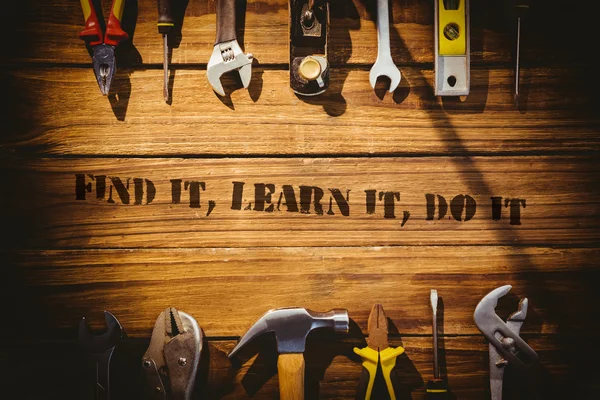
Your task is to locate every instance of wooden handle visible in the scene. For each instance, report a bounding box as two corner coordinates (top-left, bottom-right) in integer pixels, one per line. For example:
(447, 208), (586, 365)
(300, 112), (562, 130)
(277, 353), (305, 400)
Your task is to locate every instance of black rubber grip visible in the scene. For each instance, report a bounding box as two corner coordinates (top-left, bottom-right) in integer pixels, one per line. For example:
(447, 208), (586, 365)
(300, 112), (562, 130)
(215, 0), (237, 44)
(426, 380), (449, 399)
(157, 0), (174, 34)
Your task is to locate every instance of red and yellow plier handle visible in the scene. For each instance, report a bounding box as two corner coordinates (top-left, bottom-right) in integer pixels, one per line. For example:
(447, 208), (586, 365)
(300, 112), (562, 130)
(79, 0), (129, 47)
(354, 345), (405, 400)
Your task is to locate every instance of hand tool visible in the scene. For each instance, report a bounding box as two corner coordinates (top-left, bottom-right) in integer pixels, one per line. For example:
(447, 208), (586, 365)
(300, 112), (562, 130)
(434, 0), (470, 96)
(142, 307), (203, 400)
(229, 307), (349, 400)
(158, 0), (174, 102)
(79, 0), (129, 95)
(474, 285), (539, 400)
(290, 0), (330, 95)
(78, 311), (123, 400)
(512, 0), (529, 105)
(353, 304), (404, 400)
(370, 0), (401, 92)
(207, 0), (253, 96)
(426, 290), (448, 398)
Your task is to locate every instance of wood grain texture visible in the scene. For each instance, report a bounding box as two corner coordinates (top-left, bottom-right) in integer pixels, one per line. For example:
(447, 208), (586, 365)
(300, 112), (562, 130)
(1, 336), (596, 399)
(2, 67), (598, 155)
(277, 353), (305, 400)
(4, 0), (597, 66)
(1, 156), (598, 249)
(4, 247), (599, 338)
(1, 0), (599, 398)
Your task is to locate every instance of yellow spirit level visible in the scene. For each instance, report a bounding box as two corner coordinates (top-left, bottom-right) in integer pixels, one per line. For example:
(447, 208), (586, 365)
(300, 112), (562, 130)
(434, 0), (470, 96)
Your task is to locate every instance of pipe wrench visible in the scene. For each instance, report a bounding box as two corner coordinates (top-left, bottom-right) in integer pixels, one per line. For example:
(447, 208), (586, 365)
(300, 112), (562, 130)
(434, 0), (470, 96)
(142, 307), (203, 399)
(290, 0), (330, 95)
(474, 285), (539, 400)
(207, 0), (253, 96)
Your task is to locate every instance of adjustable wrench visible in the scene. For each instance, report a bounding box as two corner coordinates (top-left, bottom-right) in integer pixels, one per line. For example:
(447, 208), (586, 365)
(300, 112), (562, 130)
(207, 0), (253, 96)
(370, 0), (401, 92)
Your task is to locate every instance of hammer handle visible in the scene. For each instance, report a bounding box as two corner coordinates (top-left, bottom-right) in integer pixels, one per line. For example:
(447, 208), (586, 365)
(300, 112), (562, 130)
(215, 0), (237, 44)
(278, 353), (305, 400)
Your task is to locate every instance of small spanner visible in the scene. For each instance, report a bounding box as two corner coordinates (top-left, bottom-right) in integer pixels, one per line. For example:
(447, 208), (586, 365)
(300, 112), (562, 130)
(79, 311), (123, 400)
(207, 0), (253, 96)
(474, 285), (539, 400)
(370, 0), (401, 92)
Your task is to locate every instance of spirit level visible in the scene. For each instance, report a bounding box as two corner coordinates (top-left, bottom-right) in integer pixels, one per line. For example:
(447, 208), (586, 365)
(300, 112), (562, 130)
(434, 0), (470, 96)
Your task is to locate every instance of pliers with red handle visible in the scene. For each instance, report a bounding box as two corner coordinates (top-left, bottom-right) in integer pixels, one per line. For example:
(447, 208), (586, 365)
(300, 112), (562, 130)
(79, 0), (129, 95)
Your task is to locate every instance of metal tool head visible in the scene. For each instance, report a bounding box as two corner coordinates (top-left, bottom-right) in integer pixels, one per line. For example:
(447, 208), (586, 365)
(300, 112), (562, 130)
(369, 59), (401, 93)
(92, 44), (116, 96)
(366, 304), (389, 351)
(474, 285), (539, 369)
(143, 307), (202, 400)
(79, 311), (123, 355)
(207, 40), (253, 96)
(228, 307), (349, 357)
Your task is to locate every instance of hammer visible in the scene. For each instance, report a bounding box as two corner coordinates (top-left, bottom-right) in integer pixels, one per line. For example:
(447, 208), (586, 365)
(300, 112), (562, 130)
(228, 307), (349, 400)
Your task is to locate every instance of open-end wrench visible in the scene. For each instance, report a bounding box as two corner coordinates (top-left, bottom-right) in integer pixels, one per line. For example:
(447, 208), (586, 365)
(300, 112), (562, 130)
(370, 0), (401, 92)
(207, 0), (253, 96)
(79, 311), (123, 400)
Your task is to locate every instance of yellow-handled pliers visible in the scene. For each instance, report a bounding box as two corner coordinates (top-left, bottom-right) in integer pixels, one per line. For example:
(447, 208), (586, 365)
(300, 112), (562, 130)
(354, 304), (405, 400)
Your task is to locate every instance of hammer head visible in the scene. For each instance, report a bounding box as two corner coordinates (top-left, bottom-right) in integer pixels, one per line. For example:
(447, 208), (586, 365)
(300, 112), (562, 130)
(228, 308), (349, 357)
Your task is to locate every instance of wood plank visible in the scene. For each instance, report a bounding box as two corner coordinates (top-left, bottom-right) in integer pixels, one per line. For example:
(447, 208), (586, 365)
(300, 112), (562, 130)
(4, 0), (596, 66)
(4, 247), (599, 337)
(1, 157), (598, 249)
(2, 68), (599, 156)
(1, 336), (595, 399)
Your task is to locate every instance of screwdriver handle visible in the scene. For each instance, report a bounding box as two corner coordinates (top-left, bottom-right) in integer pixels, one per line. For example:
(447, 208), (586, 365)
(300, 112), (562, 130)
(158, 0), (174, 34)
(426, 379), (449, 399)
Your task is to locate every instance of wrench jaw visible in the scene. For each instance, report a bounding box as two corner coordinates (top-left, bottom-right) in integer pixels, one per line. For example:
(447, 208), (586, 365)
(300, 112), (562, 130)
(508, 298), (528, 323)
(369, 60), (401, 93)
(78, 311), (123, 354)
(207, 40), (253, 96)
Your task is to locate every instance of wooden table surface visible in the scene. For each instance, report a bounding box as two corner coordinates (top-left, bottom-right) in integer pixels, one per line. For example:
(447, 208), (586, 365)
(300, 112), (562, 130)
(1, 0), (599, 399)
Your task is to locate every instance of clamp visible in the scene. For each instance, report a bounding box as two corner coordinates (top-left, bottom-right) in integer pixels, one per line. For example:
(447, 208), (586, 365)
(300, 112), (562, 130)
(290, 0), (330, 95)
(474, 285), (539, 400)
(354, 304), (405, 400)
(142, 307), (203, 399)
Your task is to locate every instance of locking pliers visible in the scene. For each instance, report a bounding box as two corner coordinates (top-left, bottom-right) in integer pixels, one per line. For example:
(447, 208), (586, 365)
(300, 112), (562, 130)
(142, 307), (203, 399)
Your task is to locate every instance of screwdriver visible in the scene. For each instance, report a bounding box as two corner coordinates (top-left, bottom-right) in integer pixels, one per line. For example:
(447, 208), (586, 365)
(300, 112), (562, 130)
(513, 0), (529, 105)
(157, 0), (174, 102)
(426, 289), (449, 398)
